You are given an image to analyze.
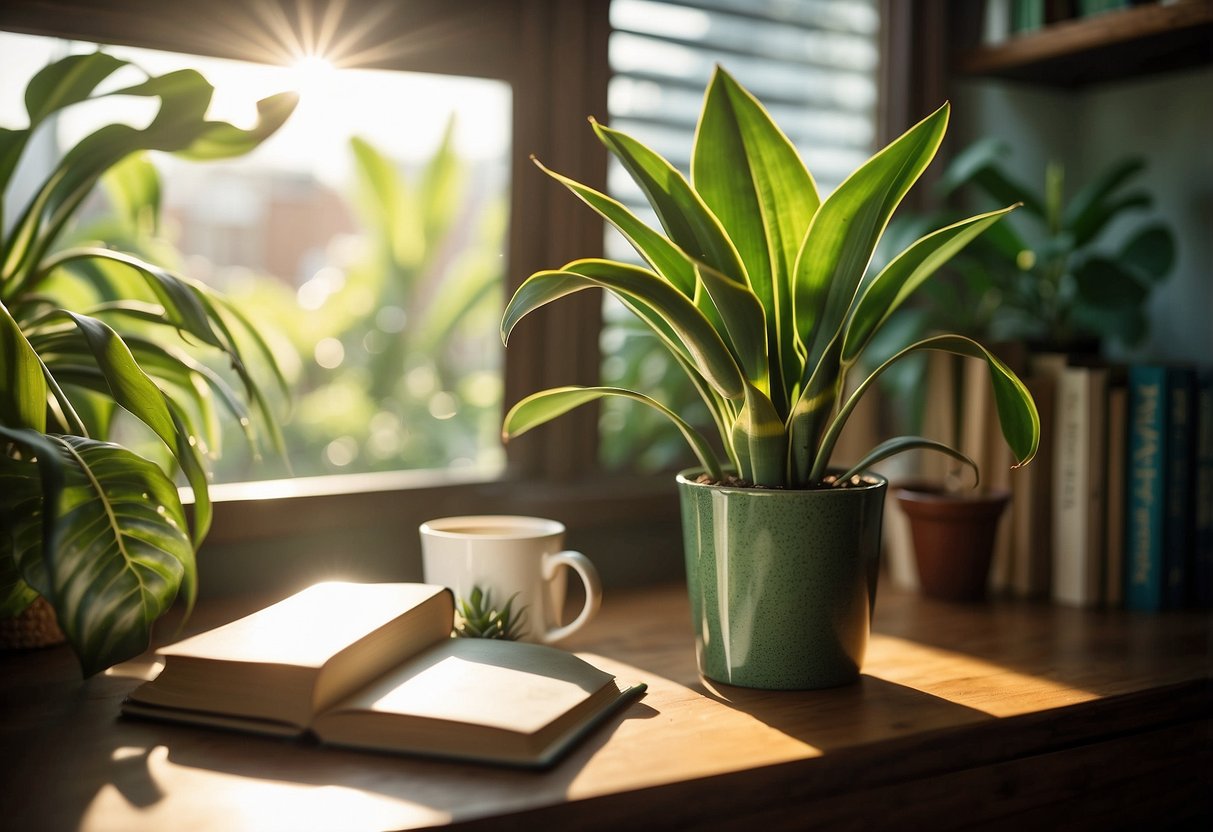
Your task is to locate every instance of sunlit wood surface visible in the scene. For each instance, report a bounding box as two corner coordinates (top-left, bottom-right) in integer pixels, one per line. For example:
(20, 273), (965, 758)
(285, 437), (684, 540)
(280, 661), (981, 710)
(2, 583), (1210, 830)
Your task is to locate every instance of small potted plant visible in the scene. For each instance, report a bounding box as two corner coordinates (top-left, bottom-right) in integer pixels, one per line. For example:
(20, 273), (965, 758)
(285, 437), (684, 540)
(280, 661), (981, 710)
(499, 68), (1039, 689)
(884, 140), (1176, 600)
(0, 53), (295, 675)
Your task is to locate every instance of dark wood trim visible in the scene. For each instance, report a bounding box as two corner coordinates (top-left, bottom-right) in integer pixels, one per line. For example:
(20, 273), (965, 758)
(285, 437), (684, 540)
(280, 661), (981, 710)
(503, 0), (610, 481)
(879, 0), (950, 201)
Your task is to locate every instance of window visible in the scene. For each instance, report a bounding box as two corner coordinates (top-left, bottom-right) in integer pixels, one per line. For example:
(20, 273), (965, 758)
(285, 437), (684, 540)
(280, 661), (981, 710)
(0, 1), (885, 586)
(1, 31), (512, 484)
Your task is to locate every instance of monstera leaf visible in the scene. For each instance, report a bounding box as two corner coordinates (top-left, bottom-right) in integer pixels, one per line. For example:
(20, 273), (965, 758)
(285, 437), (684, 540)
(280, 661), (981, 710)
(1, 52), (295, 675)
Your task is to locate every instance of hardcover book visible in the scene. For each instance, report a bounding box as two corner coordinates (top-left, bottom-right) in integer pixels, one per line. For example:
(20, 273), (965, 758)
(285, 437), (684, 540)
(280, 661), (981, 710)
(1195, 369), (1213, 607)
(1052, 365), (1108, 607)
(1125, 366), (1167, 611)
(122, 582), (645, 768)
(1162, 368), (1195, 608)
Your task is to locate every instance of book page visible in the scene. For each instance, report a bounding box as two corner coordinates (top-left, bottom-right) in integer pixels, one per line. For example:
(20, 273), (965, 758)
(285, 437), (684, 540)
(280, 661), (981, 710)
(161, 583), (448, 668)
(327, 639), (614, 736)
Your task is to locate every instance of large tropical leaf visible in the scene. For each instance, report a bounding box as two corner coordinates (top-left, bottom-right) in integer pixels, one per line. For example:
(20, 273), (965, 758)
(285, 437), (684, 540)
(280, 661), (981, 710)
(0, 52), (127, 206)
(0, 429), (194, 676)
(46, 311), (211, 543)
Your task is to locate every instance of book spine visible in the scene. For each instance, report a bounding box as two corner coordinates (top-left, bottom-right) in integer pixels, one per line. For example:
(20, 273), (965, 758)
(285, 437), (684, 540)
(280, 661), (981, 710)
(1194, 369), (1213, 608)
(1163, 368), (1195, 608)
(1085, 369), (1109, 606)
(1053, 367), (1091, 606)
(1125, 366), (1167, 612)
(1104, 382), (1128, 608)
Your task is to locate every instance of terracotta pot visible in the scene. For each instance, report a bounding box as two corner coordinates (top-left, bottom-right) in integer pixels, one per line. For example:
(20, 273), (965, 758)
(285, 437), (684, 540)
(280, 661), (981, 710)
(895, 485), (1010, 602)
(677, 470), (886, 689)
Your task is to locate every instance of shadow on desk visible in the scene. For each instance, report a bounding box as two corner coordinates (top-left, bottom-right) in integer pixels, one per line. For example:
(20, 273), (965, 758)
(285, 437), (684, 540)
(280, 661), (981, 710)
(697, 674), (990, 754)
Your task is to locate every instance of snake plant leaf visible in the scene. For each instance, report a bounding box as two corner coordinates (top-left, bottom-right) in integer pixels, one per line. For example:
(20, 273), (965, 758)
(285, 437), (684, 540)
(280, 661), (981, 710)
(4, 431), (194, 676)
(591, 120), (747, 281)
(502, 262), (746, 400)
(693, 66), (819, 408)
(504, 385), (723, 480)
(730, 382), (788, 486)
(685, 257), (770, 392)
(794, 102), (949, 377)
(591, 121), (767, 384)
(842, 205), (1017, 365)
(534, 158), (697, 297)
(812, 333), (1039, 481)
(0, 300), (48, 431)
(835, 436), (978, 487)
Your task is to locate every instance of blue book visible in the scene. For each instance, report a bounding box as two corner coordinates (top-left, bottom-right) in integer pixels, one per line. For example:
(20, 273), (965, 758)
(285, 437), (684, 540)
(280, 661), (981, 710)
(1162, 368), (1195, 609)
(1193, 369), (1213, 608)
(1125, 366), (1167, 611)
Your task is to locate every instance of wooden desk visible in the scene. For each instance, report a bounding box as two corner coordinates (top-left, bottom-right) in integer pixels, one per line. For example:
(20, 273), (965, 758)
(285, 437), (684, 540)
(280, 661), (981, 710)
(2, 584), (1210, 830)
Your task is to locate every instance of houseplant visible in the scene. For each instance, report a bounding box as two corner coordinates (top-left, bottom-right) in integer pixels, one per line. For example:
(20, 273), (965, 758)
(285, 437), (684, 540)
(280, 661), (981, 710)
(500, 68), (1039, 688)
(0, 52), (296, 675)
(882, 141), (1176, 600)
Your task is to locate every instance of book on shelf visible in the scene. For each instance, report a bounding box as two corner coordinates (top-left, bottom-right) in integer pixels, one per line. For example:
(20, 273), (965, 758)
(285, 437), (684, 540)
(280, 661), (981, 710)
(1104, 377), (1128, 608)
(122, 582), (646, 768)
(1010, 372), (1056, 598)
(1162, 368), (1195, 608)
(1052, 364), (1109, 607)
(1193, 369), (1213, 607)
(1126, 366), (1170, 611)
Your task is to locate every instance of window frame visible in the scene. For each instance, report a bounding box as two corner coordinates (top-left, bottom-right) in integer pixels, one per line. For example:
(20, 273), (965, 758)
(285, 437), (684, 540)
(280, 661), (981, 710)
(0, 0), (895, 592)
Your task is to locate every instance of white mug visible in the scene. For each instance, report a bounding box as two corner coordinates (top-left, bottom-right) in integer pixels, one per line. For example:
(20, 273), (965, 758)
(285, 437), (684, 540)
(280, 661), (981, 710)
(419, 515), (602, 643)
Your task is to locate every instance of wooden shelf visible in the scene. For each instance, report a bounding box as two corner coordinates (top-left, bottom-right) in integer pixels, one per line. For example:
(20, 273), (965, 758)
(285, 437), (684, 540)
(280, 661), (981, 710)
(955, 0), (1213, 87)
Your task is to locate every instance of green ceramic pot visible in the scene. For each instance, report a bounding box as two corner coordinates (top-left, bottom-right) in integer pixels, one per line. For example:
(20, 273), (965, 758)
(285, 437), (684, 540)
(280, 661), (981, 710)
(677, 470), (887, 690)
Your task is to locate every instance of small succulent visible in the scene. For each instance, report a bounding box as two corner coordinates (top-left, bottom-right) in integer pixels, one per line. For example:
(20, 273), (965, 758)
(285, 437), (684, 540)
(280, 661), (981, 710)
(453, 586), (529, 640)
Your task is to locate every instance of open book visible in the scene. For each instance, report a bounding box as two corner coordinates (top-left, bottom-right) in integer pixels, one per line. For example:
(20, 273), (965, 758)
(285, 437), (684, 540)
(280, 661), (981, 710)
(122, 582), (644, 768)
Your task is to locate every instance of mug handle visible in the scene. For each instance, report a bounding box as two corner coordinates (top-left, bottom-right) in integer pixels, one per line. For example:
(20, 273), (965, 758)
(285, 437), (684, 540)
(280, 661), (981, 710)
(541, 550), (602, 643)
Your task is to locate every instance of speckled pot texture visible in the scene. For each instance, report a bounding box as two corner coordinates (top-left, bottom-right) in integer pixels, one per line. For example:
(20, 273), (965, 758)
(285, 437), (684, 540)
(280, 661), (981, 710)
(677, 470), (886, 690)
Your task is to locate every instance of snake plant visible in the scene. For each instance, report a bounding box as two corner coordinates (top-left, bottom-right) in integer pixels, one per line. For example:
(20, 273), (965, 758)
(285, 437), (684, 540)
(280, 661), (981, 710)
(501, 67), (1039, 489)
(0, 52), (296, 674)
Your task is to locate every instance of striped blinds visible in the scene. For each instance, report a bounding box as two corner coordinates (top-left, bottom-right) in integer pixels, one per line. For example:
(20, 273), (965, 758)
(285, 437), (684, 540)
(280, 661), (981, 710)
(606, 0), (880, 252)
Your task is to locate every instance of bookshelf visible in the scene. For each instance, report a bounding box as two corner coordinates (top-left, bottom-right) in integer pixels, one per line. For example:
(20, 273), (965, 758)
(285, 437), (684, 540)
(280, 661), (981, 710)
(2, 584), (1209, 830)
(953, 0), (1213, 86)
